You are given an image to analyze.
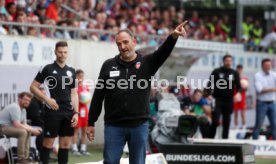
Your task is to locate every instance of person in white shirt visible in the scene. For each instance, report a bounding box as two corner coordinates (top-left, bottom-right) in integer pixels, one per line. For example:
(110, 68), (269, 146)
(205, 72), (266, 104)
(260, 27), (276, 50)
(253, 58), (276, 140)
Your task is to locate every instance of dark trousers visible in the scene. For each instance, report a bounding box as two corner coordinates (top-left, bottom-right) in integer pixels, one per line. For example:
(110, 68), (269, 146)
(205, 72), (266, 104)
(197, 116), (210, 138)
(210, 99), (233, 139)
(36, 133), (43, 157)
(253, 100), (276, 139)
(103, 122), (149, 164)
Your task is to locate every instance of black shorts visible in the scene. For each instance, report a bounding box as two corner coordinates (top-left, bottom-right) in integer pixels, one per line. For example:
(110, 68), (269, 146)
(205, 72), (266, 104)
(43, 104), (74, 138)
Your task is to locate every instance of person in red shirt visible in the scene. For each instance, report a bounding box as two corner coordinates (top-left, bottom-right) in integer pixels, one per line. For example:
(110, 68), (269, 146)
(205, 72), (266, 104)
(72, 69), (92, 156)
(234, 65), (248, 129)
(45, 0), (61, 22)
(6, 2), (16, 21)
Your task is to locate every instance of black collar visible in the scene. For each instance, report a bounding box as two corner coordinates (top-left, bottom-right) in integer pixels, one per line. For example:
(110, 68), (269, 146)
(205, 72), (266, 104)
(54, 61), (67, 69)
(115, 53), (142, 68)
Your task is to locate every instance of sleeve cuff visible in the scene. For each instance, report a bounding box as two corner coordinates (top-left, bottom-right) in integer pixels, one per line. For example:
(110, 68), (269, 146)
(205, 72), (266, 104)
(170, 33), (178, 40)
(88, 121), (95, 126)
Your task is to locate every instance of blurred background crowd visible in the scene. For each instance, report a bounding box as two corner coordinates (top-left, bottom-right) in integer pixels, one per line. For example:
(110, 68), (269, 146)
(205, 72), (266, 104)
(0, 0), (275, 53)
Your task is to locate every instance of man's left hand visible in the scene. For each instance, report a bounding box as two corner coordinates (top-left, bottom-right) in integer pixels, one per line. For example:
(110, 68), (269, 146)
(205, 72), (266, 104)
(171, 20), (188, 39)
(71, 113), (78, 127)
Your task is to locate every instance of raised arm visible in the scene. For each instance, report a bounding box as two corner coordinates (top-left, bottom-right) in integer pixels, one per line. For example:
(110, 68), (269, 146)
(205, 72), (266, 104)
(146, 21), (188, 75)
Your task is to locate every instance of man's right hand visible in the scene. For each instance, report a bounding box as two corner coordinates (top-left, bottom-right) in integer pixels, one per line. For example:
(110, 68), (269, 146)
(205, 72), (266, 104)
(32, 127), (42, 136)
(46, 98), (59, 110)
(87, 126), (95, 141)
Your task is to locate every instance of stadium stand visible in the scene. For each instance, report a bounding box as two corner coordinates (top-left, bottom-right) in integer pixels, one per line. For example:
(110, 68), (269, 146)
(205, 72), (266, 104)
(0, 0), (274, 53)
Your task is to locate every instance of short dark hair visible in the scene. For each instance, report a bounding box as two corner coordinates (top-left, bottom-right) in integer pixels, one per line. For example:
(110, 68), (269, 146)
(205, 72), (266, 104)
(116, 29), (135, 39)
(236, 64), (243, 69)
(202, 89), (209, 98)
(6, 2), (16, 10)
(262, 58), (271, 66)
(223, 54), (232, 61)
(76, 69), (84, 75)
(55, 41), (68, 49)
(18, 92), (32, 99)
(193, 89), (203, 94)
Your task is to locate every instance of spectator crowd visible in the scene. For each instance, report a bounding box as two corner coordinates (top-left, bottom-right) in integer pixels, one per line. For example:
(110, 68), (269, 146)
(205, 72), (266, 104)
(0, 0), (275, 53)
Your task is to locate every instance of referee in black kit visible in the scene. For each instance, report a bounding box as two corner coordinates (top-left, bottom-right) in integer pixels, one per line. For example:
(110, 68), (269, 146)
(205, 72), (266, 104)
(30, 41), (79, 164)
(87, 21), (188, 164)
(205, 54), (242, 139)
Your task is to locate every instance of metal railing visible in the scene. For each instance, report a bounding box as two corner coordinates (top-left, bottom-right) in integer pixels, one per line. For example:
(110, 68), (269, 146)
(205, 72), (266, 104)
(60, 4), (94, 23)
(0, 21), (165, 45)
(1, 21), (274, 53)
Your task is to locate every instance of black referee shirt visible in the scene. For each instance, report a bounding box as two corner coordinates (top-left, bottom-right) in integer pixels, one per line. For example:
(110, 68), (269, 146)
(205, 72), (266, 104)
(34, 61), (76, 105)
(205, 66), (241, 101)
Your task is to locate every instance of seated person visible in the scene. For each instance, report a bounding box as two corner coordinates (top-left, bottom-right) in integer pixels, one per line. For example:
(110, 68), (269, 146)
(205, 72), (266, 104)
(181, 89), (212, 138)
(0, 92), (42, 164)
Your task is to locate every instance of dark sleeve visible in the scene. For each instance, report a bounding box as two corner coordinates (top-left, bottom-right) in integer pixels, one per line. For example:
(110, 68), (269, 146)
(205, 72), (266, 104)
(88, 62), (107, 126)
(180, 97), (190, 110)
(146, 34), (178, 75)
(234, 70), (242, 92)
(204, 69), (216, 96)
(26, 98), (44, 126)
(155, 98), (158, 111)
(27, 99), (38, 119)
(34, 65), (47, 83)
(70, 68), (77, 89)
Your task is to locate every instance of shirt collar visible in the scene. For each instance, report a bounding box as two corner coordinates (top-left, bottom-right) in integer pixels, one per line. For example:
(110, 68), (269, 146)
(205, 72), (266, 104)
(54, 61), (67, 69)
(115, 52), (142, 67)
(262, 70), (271, 76)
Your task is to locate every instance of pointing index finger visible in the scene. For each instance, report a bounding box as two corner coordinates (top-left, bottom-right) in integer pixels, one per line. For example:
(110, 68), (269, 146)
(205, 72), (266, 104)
(181, 20), (188, 27)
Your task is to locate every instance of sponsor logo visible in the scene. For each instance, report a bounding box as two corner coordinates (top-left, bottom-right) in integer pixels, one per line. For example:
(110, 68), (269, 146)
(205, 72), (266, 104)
(12, 42), (19, 61)
(112, 66), (118, 70)
(254, 144), (276, 152)
(165, 154), (236, 163)
(27, 43), (34, 62)
(66, 70), (72, 77)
